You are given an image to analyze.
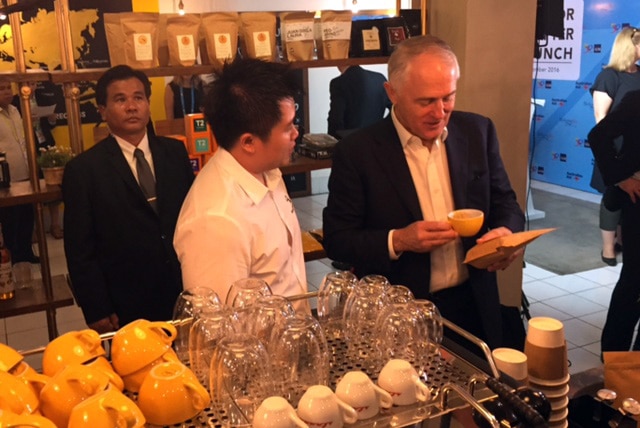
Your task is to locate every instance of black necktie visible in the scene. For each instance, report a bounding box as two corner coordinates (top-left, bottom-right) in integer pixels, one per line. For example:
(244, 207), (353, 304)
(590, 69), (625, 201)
(134, 148), (157, 212)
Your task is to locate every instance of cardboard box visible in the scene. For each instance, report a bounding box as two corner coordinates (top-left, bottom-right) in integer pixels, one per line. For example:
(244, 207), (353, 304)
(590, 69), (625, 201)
(184, 113), (214, 155)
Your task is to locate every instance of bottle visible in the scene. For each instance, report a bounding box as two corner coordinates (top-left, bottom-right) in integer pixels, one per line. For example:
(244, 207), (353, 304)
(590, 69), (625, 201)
(0, 151), (10, 188)
(0, 223), (15, 300)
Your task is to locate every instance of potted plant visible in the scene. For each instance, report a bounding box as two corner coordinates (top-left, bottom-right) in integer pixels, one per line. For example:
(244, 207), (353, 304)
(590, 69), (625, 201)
(37, 146), (74, 186)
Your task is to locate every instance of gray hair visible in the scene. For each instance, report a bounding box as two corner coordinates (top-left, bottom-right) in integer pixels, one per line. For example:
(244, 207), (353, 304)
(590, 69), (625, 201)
(387, 35), (460, 85)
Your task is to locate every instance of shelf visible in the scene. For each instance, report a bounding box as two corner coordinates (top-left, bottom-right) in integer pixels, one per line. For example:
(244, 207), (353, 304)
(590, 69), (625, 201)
(0, 69), (51, 83)
(0, 274), (75, 318)
(0, 180), (62, 208)
(281, 154), (332, 176)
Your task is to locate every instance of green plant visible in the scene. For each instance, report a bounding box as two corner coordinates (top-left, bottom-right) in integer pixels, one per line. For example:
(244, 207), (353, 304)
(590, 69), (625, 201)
(37, 146), (74, 169)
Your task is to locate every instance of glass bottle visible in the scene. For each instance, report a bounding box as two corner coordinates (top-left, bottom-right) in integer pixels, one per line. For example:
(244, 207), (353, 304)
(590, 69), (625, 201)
(0, 223), (15, 300)
(0, 151), (10, 188)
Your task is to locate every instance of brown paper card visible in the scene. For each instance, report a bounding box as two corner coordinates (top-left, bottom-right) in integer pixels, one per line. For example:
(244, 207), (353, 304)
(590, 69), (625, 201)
(463, 228), (556, 269)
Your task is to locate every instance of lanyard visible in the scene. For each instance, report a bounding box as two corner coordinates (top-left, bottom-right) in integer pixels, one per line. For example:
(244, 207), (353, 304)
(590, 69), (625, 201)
(178, 84), (195, 117)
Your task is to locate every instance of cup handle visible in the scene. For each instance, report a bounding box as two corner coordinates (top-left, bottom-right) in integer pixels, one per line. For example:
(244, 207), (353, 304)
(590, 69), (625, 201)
(372, 383), (394, 409)
(186, 382), (210, 410)
(412, 376), (430, 402)
(148, 321), (178, 343)
(78, 330), (103, 352)
(103, 399), (140, 428)
(288, 410), (309, 428)
(335, 396), (359, 425)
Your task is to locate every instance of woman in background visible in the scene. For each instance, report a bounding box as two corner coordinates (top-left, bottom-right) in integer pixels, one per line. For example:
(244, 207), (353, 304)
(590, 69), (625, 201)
(590, 26), (640, 266)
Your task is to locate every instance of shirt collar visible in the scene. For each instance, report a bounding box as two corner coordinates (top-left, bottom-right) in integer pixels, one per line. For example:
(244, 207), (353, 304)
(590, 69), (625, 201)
(114, 133), (150, 160)
(216, 148), (283, 205)
(390, 105), (448, 149)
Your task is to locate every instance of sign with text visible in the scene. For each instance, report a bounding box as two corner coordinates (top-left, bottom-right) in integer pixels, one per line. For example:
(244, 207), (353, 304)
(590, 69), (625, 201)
(533, 0), (584, 81)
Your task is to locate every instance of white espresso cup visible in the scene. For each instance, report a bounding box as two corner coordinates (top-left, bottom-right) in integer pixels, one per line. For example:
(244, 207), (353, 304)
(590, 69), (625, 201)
(377, 359), (430, 406)
(297, 385), (358, 428)
(335, 371), (393, 420)
(253, 396), (308, 428)
(492, 348), (528, 382)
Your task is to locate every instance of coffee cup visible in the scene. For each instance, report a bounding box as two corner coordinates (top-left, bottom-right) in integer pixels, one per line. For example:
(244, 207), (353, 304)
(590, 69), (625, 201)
(0, 343), (23, 373)
(0, 370), (40, 416)
(525, 317), (568, 381)
(10, 362), (50, 396)
(0, 410), (56, 428)
(39, 364), (111, 428)
(111, 319), (177, 376)
(84, 356), (125, 391)
(42, 329), (106, 376)
(253, 396), (308, 428)
(297, 385), (358, 428)
(137, 361), (210, 426)
(447, 209), (484, 237)
(120, 348), (179, 393)
(67, 385), (145, 428)
(492, 348), (528, 382)
(335, 371), (393, 420)
(377, 359), (430, 405)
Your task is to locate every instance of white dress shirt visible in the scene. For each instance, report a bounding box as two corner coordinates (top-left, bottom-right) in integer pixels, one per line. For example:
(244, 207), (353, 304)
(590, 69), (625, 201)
(113, 133), (156, 182)
(174, 148), (308, 308)
(388, 107), (468, 292)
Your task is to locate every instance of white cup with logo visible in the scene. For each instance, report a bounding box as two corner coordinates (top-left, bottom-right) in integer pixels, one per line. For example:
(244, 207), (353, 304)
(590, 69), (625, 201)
(297, 385), (358, 428)
(335, 371), (393, 420)
(377, 359), (430, 406)
(253, 396), (308, 428)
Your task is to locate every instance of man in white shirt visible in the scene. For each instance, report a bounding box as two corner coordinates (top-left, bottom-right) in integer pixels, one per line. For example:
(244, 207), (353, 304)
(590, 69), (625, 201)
(0, 79), (38, 264)
(174, 58), (308, 306)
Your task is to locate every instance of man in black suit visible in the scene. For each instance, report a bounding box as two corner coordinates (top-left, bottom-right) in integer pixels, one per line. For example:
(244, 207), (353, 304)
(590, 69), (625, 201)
(327, 65), (391, 139)
(323, 35), (525, 349)
(588, 89), (640, 353)
(63, 65), (194, 333)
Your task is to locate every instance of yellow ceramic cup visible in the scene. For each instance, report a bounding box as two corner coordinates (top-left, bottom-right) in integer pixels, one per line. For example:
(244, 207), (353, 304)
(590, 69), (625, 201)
(68, 385), (145, 428)
(84, 356), (125, 392)
(42, 329), (106, 376)
(10, 362), (50, 397)
(111, 319), (177, 377)
(0, 343), (23, 373)
(137, 361), (210, 426)
(39, 364), (111, 428)
(447, 209), (484, 237)
(0, 410), (56, 428)
(0, 370), (40, 416)
(120, 348), (180, 393)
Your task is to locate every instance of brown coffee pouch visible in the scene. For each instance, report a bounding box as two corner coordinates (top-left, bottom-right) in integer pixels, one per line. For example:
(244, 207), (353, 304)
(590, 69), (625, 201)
(200, 12), (239, 69)
(239, 12), (277, 61)
(121, 12), (159, 68)
(320, 10), (352, 60)
(104, 13), (125, 66)
(157, 13), (169, 66)
(167, 14), (201, 66)
(280, 12), (315, 62)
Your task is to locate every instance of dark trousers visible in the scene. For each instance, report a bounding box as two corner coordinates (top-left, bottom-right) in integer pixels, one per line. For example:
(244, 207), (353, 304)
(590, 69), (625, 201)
(0, 204), (35, 263)
(601, 198), (640, 352)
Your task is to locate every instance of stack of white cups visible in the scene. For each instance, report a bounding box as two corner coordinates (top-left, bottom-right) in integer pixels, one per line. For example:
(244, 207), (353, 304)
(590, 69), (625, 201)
(524, 317), (570, 428)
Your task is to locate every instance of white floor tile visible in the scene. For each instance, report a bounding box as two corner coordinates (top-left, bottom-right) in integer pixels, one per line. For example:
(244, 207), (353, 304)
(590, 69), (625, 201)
(542, 274), (601, 293)
(575, 268), (621, 286)
(527, 302), (573, 321)
(523, 264), (557, 280)
(523, 280), (570, 302)
(580, 310), (608, 329)
(575, 287), (613, 306)
(563, 318), (602, 347)
(567, 347), (603, 376)
(540, 294), (607, 318)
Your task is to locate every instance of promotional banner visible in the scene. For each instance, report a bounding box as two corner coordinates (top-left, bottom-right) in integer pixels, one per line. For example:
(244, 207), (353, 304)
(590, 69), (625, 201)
(530, 0), (640, 194)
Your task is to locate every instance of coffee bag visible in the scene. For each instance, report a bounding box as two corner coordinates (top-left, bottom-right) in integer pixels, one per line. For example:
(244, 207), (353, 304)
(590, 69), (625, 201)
(280, 12), (315, 62)
(121, 12), (160, 68)
(200, 12), (239, 69)
(167, 14), (201, 66)
(239, 12), (277, 61)
(320, 10), (352, 60)
(104, 13), (125, 66)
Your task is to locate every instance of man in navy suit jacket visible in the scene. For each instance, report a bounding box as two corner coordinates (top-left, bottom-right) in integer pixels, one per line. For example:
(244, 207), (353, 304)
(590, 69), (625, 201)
(63, 66), (194, 333)
(328, 65), (391, 139)
(323, 35), (525, 349)
(588, 89), (640, 353)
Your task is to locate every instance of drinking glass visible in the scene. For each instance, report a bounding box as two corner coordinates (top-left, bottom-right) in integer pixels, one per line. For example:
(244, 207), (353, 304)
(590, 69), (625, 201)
(414, 299), (443, 354)
(188, 306), (237, 385)
(317, 271), (357, 338)
(244, 295), (295, 342)
(172, 287), (222, 363)
(225, 278), (273, 308)
(210, 333), (273, 427)
(385, 285), (415, 304)
(342, 278), (390, 373)
(268, 314), (330, 407)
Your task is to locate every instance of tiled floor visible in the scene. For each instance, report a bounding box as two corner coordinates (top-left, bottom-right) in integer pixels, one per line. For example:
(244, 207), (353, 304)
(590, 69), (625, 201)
(0, 186), (617, 377)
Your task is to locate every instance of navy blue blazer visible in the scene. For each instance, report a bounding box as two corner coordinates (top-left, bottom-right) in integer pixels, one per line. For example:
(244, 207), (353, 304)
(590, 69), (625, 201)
(323, 113), (524, 347)
(63, 135), (194, 326)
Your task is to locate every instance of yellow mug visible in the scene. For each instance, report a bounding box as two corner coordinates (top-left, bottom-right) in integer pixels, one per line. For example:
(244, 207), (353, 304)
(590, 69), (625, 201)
(84, 356), (125, 391)
(39, 364), (111, 428)
(0, 371), (40, 416)
(120, 348), (180, 393)
(0, 410), (56, 428)
(42, 329), (106, 376)
(111, 319), (177, 376)
(68, 385), (145, 428)
(0, 343), (23, 373)
(10, 362), (50, 397)
(137, 361), (210, 426)
(447, 209), (484, 237)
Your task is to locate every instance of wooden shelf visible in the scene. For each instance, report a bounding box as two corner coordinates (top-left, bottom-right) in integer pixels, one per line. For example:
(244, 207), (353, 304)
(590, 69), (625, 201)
(281, 154), (332, 176)
(0, 274), (74, 318)
(0, 180), (62, 208)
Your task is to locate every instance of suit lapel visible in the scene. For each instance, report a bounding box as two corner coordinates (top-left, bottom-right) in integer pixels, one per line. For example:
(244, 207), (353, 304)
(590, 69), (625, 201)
(444, 122), (469, 210)
(371, 118), (423, 221)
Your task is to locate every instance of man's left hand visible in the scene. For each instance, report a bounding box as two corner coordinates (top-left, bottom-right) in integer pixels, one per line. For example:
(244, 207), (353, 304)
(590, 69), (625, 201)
(476, 227), (523, 272)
